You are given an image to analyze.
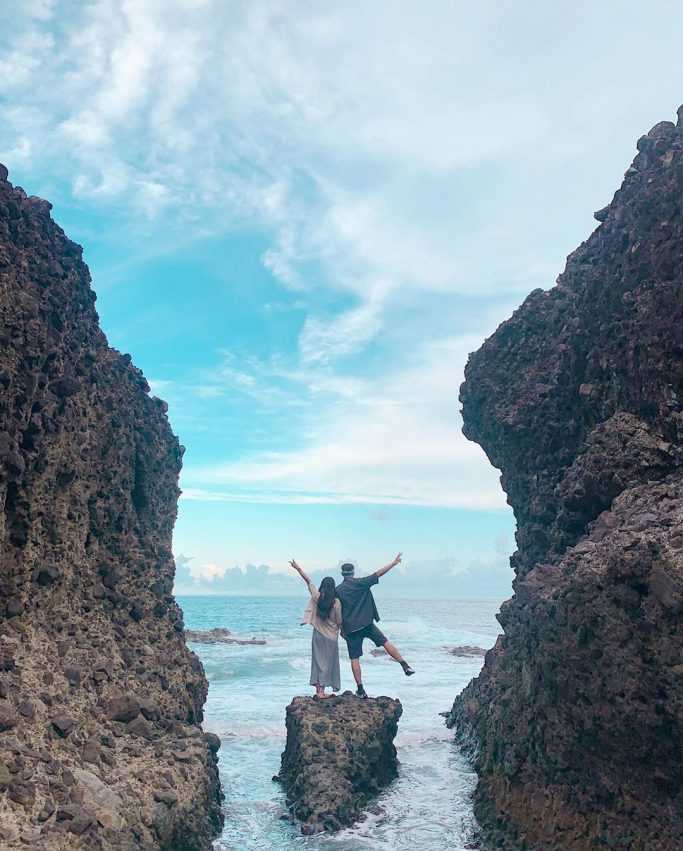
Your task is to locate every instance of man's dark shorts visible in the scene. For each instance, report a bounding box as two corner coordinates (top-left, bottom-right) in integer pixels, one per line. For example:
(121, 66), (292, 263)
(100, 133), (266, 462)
(344, 623), (387, 659)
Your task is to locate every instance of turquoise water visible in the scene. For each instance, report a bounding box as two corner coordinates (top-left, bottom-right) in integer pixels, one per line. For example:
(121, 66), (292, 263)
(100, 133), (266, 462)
(179, 595), (503, 851)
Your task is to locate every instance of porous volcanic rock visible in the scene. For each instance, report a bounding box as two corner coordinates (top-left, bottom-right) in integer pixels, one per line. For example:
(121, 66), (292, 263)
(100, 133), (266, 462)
(444, 645), (488, 658)
(278, 693), (402, 833)
(185, 627), (266, 645)
(0, 166), (223, 849)
(447, 111), (683, 850)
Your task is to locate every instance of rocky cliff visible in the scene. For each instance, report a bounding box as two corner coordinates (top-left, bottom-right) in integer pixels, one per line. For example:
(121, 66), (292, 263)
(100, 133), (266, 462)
(447, 110), (683, 850)
(0, 165), (222, 849)
(278, 693), (402, 833)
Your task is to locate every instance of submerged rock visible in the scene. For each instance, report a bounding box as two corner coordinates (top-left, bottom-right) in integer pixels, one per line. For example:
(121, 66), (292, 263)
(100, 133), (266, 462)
(444, 645), (488, 657)
(0, 165), (223, 849)
(278, 693), (402, 833)
(185, 627), (266, 645)
(447, 110), (683, 850)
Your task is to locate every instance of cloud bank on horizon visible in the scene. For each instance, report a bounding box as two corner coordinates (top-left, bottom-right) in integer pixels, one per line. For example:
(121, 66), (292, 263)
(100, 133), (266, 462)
(174, 552), (513, 601)
(2, 1), (683, 580)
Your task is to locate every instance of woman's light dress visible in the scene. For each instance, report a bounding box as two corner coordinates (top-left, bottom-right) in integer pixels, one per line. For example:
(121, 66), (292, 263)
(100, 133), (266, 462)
(302, 580), (342, 691)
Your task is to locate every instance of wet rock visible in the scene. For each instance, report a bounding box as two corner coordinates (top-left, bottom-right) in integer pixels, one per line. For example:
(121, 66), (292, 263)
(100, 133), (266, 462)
(448, 107), (683, 850)
(279, 693), (402, 833)
(444, 645), (488, 657)
(185, 627), (266, 645)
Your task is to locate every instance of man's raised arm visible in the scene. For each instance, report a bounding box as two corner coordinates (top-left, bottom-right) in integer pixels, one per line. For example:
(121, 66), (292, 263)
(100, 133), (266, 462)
(375, 552), (402, 578)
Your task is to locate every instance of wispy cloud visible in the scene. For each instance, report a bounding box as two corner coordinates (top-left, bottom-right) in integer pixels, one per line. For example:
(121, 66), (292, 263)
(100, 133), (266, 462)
(7, 2), (678, 314)
(182, 335), (505, 508)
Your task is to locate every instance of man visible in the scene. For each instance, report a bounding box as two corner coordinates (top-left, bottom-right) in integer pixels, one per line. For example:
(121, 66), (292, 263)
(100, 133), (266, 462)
(336, 552), (415, 698)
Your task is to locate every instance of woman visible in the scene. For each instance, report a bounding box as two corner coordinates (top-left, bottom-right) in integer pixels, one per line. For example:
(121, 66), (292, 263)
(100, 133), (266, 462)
(289, 559), (342, 698)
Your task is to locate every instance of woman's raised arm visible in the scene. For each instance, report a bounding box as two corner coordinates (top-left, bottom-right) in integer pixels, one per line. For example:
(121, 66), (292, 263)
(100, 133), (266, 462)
(289, 559), (310, 584)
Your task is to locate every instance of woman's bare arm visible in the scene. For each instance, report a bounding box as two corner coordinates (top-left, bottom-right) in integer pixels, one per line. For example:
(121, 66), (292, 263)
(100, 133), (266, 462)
(289, 559), (311, 585)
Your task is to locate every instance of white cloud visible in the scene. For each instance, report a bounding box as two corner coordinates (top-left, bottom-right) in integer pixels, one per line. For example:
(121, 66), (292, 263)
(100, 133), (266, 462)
(148, 378), (175, 396)
(0, 30), (54, 89)
(6, 1), (682, 313)
(183, 335), (505, 509)
(22, 0), (56, 21)
(188, 561), (228, 582)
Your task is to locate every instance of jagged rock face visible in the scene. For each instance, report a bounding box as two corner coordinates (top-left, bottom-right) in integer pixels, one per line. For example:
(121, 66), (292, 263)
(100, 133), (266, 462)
(448, 112), (683, 850)
(279, 693), (402, 833)
(0, 166), (223, 849)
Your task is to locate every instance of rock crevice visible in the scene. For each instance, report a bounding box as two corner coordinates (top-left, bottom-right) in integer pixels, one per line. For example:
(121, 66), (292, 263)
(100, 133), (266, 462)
(448, 110), (683, 850)
(0, 167), (222, 849)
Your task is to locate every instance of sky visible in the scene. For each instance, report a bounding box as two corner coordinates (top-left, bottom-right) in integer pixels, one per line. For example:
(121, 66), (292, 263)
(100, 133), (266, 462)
(2, 1), (683, 596)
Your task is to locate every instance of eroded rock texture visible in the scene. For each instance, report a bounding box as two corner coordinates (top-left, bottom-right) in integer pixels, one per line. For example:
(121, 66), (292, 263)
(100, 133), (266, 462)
(447, 111), (683, 849)
(0, 166), (222, 849)
(278, 693), (402, 833)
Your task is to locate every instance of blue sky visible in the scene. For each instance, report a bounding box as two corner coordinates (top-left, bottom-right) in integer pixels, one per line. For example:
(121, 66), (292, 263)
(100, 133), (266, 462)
(2, 1), (683, 594)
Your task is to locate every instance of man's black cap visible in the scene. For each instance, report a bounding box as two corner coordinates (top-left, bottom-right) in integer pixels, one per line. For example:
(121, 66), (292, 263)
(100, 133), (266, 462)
(340, 563), (355, 576)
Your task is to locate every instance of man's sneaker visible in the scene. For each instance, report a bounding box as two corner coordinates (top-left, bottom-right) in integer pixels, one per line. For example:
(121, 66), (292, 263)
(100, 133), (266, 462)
(356, 685), (368, 699)
(401, 662), (415, 676)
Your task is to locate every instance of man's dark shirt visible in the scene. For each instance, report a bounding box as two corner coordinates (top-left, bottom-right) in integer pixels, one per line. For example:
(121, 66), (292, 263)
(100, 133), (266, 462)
(336, 575), (380, 635)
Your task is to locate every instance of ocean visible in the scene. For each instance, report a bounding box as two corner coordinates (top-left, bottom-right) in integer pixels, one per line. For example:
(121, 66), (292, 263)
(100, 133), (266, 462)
(178, 594), (503, 851)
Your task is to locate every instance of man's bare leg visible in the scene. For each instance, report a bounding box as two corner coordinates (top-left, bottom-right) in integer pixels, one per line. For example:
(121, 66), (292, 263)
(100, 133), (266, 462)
(384, 641), (415, 675)
(351, 658), (368, 697)
(383, 641), (404, 662)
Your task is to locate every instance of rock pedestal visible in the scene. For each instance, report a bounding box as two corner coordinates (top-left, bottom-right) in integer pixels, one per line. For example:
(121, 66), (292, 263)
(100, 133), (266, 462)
(447, 111), (683, 850)
(279, 693), (402, 833)
(0, 166), (222, 849)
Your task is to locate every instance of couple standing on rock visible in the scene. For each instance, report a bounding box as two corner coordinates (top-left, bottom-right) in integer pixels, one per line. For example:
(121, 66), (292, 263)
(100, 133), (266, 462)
(290, 555), (415, 699)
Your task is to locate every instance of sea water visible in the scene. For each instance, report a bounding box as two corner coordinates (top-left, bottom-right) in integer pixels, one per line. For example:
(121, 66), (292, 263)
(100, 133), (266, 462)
(178, 595), (503, 851)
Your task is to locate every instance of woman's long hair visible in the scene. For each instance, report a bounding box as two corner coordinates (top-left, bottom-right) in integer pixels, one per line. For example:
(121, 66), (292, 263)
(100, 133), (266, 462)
(316, 576), (337, 619)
